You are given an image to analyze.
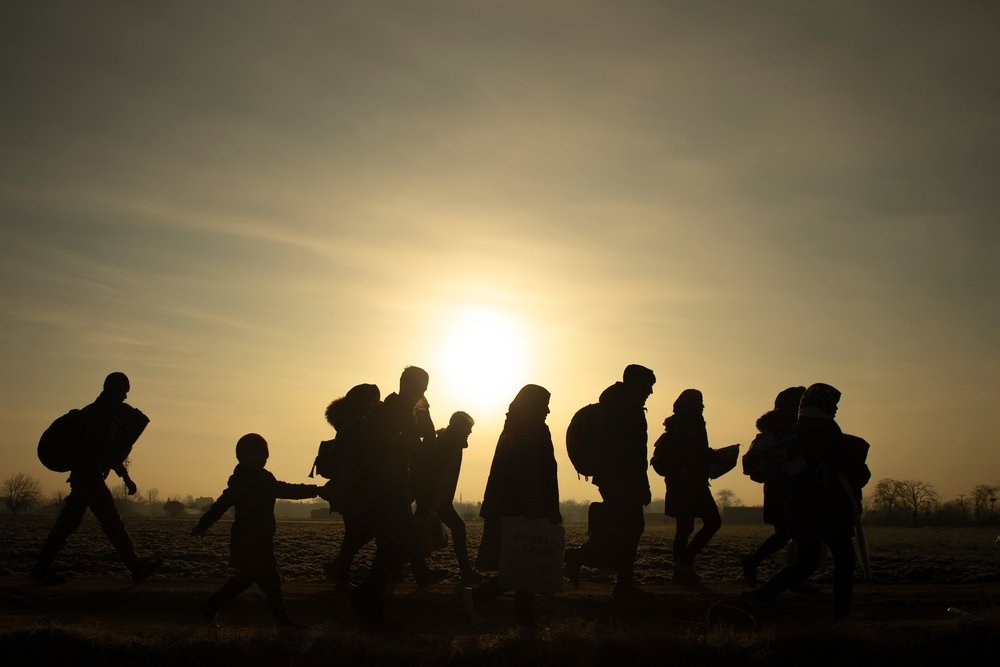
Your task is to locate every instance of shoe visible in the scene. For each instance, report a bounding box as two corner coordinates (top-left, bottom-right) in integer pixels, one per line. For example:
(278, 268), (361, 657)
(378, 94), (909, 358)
(564, 549), (581, 588)
(131, 557), (163, 585)
(29, 565), (66, 584)
(416, 568), (449, 590)
(740, 558), (758, 587)
(612, 583), (656, 601)
(459, 586), (483, 628)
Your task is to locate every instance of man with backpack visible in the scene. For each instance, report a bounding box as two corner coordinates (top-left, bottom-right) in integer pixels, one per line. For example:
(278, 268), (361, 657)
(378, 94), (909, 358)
(31, 372), (161, 584)
(564, 364), (656, 600)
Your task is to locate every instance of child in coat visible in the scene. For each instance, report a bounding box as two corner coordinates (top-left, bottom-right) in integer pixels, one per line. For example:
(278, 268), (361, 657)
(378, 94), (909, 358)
(192, 433), (321, 626)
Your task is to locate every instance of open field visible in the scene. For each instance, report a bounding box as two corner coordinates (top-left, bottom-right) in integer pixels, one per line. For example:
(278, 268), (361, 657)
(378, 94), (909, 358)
(1, 517), (998, 665)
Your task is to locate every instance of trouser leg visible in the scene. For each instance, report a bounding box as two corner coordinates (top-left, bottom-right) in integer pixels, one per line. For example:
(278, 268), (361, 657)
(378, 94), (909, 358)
(332, 511), (374, 581)
(438, 504), (472, 575)
(747, 527), (791, 567)
(254, 565), (289, 621)
(755, 533), (822, 602)
(206, 569), (256, 611)
(36, 491), (87, 569)
(827, 531), (856, 617)
(686, 502), (722, 563)
(673, 515), (695, 565)
(87, 479), (139, 571)
(353, 500), (409, 620)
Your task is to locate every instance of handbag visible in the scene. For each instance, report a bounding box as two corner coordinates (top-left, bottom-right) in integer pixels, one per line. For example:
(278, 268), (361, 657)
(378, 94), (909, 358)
(497, 516), (564, 594)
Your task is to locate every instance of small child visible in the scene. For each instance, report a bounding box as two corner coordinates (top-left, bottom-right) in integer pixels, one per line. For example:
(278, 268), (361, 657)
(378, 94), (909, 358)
(192, 433), (322, 627)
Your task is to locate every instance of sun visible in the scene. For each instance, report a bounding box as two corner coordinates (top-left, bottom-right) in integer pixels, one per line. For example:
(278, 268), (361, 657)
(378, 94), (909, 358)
(433, 308), (529, 414)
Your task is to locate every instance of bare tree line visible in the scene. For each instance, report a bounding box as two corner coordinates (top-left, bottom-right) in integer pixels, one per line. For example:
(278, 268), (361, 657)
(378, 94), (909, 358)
(4, 472), (999, 526)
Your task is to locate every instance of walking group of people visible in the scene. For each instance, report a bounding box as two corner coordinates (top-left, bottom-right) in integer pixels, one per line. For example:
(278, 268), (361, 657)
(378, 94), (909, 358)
(30, 367), (870, 630)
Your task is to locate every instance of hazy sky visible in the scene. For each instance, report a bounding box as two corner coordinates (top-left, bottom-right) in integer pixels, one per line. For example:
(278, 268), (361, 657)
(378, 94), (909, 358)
(2, 1), (997, 507)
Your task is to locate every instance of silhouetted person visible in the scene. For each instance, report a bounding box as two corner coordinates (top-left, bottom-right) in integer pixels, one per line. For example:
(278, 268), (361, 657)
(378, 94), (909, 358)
(565, 364), (656, 599)
(463, 384), (561, 628)
(319, 383), (381, 591)
(413, 410), (479, 583)
(752, 383), (865, 618)
(740, 386), (806, 587)
(31, 372), (160, 584)
(348, 366), (440, 630)
(192, 433), (321, 627)
(653, 388), (721, 584)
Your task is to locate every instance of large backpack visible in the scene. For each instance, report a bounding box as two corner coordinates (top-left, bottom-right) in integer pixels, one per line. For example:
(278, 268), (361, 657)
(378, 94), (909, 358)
(565, 403), (607, 480)
(37, 409), (86, 472)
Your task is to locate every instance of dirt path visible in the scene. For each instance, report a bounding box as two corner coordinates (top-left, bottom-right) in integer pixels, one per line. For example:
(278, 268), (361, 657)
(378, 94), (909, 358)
(2, 576), (996, 636)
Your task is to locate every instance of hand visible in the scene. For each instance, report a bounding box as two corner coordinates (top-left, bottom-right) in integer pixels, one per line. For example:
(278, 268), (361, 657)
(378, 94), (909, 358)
(124, 477), (138, 496)
(191, 525), (207, 538)
(316, 482), (334, 502)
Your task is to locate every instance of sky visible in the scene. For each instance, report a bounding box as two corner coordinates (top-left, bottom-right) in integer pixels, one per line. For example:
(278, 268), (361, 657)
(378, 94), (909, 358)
(1, 1), (998, 508)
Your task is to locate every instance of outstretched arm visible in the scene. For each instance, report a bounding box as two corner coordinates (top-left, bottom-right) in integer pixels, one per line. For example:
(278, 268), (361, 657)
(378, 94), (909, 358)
(273, 481), (320, 501)
(191, 488), (234, 537)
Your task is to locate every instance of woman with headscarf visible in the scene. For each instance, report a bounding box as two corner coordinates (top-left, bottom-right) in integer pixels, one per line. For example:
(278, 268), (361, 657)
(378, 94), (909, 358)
(462, 384), (561, 627)
(652, 388), (721, 584)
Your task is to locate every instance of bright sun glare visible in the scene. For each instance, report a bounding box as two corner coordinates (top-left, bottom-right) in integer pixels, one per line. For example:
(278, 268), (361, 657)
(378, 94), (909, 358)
(434, 308), (529, 413)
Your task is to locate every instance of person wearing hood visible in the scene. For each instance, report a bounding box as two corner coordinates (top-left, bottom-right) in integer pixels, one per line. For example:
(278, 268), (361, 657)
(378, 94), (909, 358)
(653, 388), (721, 584)
(319, 383), (381, 591)
(739, 386), (806, 587)
(463, 384), (561, 628)
(751, 383), (861, 618)
(564, 364), (656, 600)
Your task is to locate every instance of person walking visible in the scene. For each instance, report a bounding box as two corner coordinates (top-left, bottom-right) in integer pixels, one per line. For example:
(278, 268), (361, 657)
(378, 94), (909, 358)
(31, 372), (160, 584)
(462, 384), (561, 628)
(564, 364), (656, 599)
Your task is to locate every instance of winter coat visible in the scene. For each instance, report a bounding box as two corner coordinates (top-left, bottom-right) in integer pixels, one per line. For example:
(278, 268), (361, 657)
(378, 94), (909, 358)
(591, 382), (651, 505)
(196, 464), (317, 569)
(657, 413), (713, 517)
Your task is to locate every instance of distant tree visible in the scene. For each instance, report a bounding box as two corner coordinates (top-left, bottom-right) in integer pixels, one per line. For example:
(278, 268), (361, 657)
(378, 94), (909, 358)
(715, 489), (742, 509)
(163, 499), (185, 518)
(146, 488), (160, 505)
(970, 484), (999, 523)
(2, 473), (42, 515)
(934, 497), (971, 525)
(872, 478), (904, 521)
(896, 479), (939, 525)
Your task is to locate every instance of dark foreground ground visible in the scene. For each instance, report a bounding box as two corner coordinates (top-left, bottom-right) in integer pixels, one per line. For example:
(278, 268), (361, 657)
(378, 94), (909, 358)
(1, 517), (998, 665)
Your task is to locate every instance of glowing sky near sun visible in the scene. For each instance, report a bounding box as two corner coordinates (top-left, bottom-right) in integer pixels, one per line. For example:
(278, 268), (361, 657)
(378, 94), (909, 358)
(1, 1), (998, 506)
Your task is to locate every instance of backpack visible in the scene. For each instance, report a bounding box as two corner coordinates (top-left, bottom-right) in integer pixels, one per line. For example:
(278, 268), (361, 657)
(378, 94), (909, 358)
(742, 432), (777, 483)
(757, 432), (809, 489)
(309, 438), (342, 480)
(565, 403), (607, 479)
(38, 409), (85, 472)
(649, 430), (677, 477)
